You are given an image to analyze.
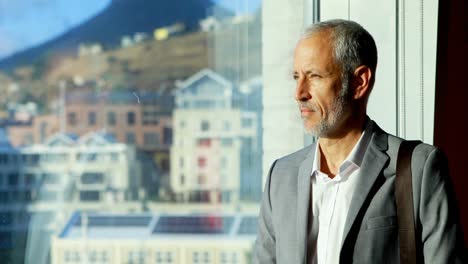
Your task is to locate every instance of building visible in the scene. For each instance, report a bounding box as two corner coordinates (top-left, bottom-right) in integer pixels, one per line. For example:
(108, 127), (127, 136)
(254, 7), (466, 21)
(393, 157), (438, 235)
(52, 212), (257, 264)
(64, 91), (172, 150)
(64, 90), (173, 178)
(0, 129), (58, 263)
(19, 131), (157, 205)
(237, 76), (263, 202)
(0, 130), (159, 263)
(170, 69), (258, 204)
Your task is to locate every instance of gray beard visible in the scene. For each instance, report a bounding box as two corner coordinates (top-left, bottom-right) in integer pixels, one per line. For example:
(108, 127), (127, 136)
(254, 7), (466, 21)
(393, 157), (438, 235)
(304, 84), (351, 137)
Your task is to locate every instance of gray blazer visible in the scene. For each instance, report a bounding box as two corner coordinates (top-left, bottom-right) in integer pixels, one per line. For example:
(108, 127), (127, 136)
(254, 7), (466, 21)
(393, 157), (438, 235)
(253, 120), (466, 263)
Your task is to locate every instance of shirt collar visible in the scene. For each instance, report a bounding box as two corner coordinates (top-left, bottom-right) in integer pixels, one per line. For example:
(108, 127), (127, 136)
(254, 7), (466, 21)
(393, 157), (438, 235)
(311, 119), (373, 181)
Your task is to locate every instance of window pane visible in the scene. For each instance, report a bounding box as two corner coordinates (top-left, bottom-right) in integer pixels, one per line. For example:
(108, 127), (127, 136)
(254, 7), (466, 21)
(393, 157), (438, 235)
(0, 1), (263, 263)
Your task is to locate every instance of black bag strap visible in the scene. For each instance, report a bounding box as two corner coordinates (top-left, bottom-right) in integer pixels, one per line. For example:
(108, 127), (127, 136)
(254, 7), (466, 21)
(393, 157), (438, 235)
(396, 140), (422, 264)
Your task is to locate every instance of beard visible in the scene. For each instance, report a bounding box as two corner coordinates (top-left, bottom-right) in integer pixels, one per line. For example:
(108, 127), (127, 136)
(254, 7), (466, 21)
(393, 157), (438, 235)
(300, 82), (351, 137)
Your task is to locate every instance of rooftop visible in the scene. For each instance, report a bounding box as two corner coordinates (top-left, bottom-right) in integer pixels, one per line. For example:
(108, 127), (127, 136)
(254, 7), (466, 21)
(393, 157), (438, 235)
(59, 211), (258, 240)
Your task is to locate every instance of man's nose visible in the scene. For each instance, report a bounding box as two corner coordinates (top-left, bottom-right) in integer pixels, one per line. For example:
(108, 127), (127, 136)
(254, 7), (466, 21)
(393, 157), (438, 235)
(295, 79), (312, 102)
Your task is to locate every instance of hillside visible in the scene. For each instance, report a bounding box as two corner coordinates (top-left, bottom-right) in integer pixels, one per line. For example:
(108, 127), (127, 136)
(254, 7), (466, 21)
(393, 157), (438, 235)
(46, 31), (212, 90)
(0, 0), (222, 71)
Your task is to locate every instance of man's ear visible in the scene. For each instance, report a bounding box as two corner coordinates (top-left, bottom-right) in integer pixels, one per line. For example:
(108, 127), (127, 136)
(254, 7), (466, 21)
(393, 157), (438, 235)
(351, 65), (372, 100)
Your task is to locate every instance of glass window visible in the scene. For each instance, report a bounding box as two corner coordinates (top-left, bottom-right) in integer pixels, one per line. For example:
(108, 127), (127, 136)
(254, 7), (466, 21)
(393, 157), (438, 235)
(80, 191), (100, 202)
(221, 138), (233, 147)
(127, 111), (136, 125)
(107, 111), (116, 126)
(200, 120), (209, 131)
(241, 118), (253, 128)
(198, 174), (206, 185)
(0, 192), (9, 203)
(198, 138), (211, 147)
(126, 132), (136, 144)
(8, 173), (18, 187)
(163, 127), (172, 145)
(143, 132), (159, 146)
(88, 111), (97, 125)
(197, 157), (207, 168)
(42, 173), (60, 184)
(0, 1), (264, 262)
(223, 121), (230, 131)
(81, 172), (104, 184)
(68, 112), (77, 126)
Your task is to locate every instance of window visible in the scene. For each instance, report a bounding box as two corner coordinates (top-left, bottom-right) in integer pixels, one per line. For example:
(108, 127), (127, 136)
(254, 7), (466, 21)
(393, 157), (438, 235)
(198, 174), (206, 185)
(1, 0), (265, 261)
(81, 173), (104, 184)
(0, 192), (9, 203)
(198, 138), (211, 147)
(221, 138), (233, 147)
(87, 250), (108, 263)
(0, 212), (12, 226)
(39, 121), (48, 142)
(127, 251), (146, 264)
(155, 251), (174, 263)
(223, 121), (230, 131)
(107, 111), (116, 126)
(143, 132), (159, 146)
(25, 173), (36, 185)
(241, 118), (253, 128)
(220, 251), (238, 264)
(43, 173), (60, 184)
(221, 157), (228, 169)
(127, 111), (136, 125)
(163, 127), (172, 145)
(88, 111), (96, 125)
(197, 157), (207, 168)
(67, 112), (77, 126)
(8, 173), (18, 187)
(0, 154), (8, 164)
(200, 120), (209, 131)
(180, 174), (185, 185)
(64, 251), (81, 264)
(38, 191), (57, 201)
(110, 152), (120, 161)
(126, 132), (136, 144)
(80, 191), (100, 202)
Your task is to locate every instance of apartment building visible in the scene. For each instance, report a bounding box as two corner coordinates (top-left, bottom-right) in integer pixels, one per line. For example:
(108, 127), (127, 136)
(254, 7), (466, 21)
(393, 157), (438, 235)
(170, 69), (259, 204)
(51, 212), (257, 264)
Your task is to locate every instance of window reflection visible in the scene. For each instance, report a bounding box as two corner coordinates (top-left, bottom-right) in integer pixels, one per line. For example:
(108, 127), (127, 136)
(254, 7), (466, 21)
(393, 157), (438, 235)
(0, 0), (262, 263)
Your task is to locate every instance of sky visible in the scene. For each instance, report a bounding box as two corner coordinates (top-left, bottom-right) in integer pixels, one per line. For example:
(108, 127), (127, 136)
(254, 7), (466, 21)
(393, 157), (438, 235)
(0, 0), (261, 60)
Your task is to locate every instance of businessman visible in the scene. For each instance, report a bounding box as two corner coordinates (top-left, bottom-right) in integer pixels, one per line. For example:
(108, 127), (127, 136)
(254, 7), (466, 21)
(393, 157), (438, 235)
(253, 19), (466, 263)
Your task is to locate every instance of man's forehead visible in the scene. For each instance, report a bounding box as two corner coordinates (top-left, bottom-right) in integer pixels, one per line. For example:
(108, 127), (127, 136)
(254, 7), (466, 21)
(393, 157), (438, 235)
(296, 31), (333, 51)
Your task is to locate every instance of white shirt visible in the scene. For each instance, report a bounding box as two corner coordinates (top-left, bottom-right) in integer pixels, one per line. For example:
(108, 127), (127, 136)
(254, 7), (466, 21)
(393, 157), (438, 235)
(310, 121), (373, 264)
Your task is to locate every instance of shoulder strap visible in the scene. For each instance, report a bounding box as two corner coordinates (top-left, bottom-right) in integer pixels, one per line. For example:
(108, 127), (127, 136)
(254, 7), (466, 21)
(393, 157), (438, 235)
(395, 140), (422, 264)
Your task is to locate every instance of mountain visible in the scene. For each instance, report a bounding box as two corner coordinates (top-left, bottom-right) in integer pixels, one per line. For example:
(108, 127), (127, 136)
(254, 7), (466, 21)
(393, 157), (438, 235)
(0, 0), (225, 71)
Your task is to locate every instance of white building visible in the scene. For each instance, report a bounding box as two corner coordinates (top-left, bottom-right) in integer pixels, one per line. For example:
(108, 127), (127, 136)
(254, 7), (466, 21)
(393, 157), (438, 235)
(19, 131), (153, 205)
(51, 212), (257, 264)
(170, 69), (258, 204)
(0, 130), (159, 263)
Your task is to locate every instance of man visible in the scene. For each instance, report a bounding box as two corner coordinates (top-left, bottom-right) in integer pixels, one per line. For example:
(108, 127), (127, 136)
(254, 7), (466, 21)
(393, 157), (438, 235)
(253, 19), (465, 263)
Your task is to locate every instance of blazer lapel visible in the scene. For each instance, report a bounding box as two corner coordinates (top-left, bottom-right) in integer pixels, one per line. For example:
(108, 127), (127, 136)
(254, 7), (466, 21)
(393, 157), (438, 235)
(341, 122), (389, 250)
(297, 144), (315, 264)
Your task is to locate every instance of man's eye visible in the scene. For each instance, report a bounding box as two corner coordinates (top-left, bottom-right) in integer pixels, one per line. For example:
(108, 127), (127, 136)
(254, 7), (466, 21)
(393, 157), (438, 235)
(293, 75), (299, 80)
(309, 74), (321, 78)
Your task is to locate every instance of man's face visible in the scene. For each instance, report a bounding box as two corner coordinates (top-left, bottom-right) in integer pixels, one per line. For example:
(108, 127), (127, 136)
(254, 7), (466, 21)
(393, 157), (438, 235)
(293, 30), (351, 137)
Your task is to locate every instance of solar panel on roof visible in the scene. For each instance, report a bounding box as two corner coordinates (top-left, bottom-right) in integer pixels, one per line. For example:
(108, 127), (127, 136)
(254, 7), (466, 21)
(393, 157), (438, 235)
(74, 216), (152, 227)
(152, 216), (234, 234)
(237, 216), (258, 235)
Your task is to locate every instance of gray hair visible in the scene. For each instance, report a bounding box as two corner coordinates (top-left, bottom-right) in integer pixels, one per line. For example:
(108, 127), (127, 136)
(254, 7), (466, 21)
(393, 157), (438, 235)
(302, 19), (378, 90)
